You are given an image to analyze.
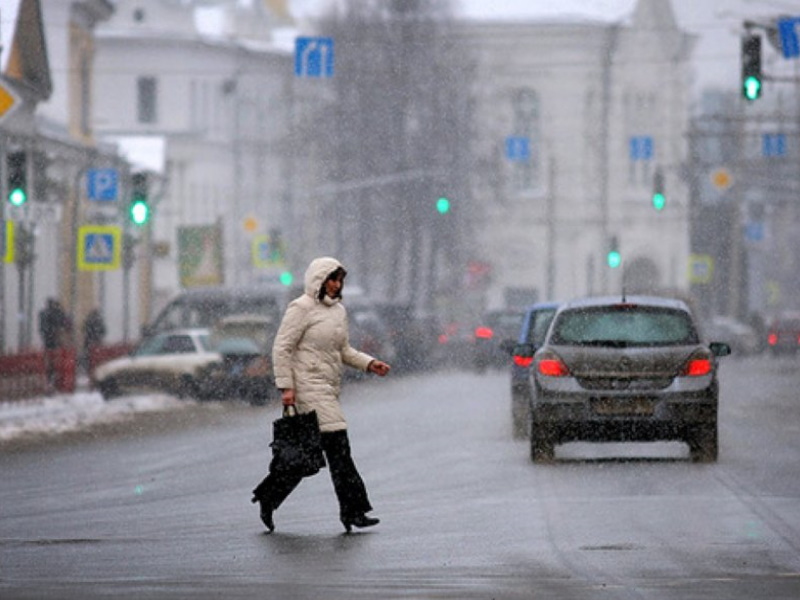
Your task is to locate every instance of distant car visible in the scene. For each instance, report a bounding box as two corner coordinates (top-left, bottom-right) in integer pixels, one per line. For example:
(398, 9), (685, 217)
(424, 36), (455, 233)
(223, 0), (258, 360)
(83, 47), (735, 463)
(94, 329), (219, 401)
(703, 315), (760, 356)
(522, 296), (730, 463)
(509, 302), (560, 438)
(473, 308), (526, 371)
(766, 313), (800, 355)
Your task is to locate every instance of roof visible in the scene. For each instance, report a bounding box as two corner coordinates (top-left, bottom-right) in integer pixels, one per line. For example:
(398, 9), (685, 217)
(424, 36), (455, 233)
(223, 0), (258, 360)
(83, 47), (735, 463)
(0, 0), (51, 99)
(559, 296), (690, 311)
(458, 0), (638, 24)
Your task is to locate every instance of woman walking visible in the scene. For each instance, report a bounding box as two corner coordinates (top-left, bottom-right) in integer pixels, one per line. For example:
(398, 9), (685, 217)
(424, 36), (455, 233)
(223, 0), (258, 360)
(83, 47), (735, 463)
(252, 257), (391, 533)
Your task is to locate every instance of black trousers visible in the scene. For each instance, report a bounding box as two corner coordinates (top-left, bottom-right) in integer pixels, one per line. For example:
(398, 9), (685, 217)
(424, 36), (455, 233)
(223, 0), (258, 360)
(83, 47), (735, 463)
(253, 429), (373, 519)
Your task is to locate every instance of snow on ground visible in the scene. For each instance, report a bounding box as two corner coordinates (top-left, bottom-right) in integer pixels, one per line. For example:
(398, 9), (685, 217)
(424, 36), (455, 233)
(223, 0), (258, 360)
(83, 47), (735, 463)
(0, 390), (189, 442)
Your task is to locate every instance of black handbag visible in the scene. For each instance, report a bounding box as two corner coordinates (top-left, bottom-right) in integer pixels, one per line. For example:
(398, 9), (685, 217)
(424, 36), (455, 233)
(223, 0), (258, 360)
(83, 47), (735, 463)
(269, 406), (326, 477)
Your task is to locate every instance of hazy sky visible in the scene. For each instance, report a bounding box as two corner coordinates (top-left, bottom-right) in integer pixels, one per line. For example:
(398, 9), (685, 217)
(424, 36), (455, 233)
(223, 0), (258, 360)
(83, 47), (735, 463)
(289, 0), (800, 94)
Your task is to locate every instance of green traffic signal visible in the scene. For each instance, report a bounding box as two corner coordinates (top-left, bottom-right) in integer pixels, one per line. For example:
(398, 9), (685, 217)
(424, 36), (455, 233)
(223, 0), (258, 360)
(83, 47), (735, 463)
(8, 187), (27, 207)
(652, 192), (665, 211)
(607, 250), (621, 269)
(436, 197), (450, 214)
(279, 271), (293, 286)
(743, 75), (762, 101)
(130, 199), (150, 225)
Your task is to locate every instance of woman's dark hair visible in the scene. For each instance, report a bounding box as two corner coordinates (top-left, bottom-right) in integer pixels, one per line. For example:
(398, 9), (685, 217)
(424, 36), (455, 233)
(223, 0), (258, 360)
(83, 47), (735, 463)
(318, 266), (347, 300)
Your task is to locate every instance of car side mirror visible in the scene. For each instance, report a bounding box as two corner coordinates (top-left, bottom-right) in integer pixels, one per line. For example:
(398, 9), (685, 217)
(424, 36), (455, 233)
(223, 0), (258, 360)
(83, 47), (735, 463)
(710, 341), (731, 357)
(500, 339), (517, 355)
(512, 342), (535, 358)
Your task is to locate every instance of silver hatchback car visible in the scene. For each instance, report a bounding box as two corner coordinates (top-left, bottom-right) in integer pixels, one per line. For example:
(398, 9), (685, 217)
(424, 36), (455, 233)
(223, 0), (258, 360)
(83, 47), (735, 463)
(525, 296), (730, 463)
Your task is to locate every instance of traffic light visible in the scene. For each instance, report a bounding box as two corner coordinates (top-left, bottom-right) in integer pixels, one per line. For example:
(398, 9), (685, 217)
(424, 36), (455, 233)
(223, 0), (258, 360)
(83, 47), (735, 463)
(436, 196), (450, 214)
(279, 271), (293, 286)
(129, 172), (150, 226)
(741, 34), (762, 102)
(607, 235), (621, 269)
(652, 169), (665, 211)
(7, 151), (27, 207)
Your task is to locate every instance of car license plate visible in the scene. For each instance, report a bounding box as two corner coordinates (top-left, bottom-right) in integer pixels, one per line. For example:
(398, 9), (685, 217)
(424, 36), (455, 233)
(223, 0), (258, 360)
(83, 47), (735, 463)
(592, 397), (655, 416)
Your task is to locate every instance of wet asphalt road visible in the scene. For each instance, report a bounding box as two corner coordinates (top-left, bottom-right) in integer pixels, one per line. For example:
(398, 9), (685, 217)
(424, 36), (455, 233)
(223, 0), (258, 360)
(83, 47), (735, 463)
(1, 357), (800, 599)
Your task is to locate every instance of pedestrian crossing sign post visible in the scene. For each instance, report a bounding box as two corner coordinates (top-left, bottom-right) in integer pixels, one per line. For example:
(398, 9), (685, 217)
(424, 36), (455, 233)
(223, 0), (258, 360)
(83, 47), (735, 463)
(78, 225), (121, 271)
(2, 220), (13, 263)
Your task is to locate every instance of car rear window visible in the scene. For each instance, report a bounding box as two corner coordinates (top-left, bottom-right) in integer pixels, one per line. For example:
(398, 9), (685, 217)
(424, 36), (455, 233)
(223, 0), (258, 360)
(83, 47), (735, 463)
(550, 305), (698, 346)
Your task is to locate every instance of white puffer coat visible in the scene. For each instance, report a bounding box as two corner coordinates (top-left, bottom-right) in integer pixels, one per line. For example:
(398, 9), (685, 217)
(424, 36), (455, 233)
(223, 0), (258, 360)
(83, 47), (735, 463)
(272, 257), (374, 432)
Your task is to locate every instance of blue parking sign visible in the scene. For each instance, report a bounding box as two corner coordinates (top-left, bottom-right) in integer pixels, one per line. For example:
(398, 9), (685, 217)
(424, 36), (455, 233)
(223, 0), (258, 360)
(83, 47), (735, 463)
(87, 168), (119, 201)
(506, 136), (530, 162)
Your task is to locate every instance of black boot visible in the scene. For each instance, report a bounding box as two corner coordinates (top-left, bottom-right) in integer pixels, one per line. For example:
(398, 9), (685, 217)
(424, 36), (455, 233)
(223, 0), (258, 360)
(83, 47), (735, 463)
(252, 495), (274, 532)
(341, 513), (379, 533)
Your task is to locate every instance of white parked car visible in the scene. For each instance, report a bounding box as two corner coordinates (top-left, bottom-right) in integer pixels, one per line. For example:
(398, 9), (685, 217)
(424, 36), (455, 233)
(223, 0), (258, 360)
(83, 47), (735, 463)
(94, 329), (219, 401)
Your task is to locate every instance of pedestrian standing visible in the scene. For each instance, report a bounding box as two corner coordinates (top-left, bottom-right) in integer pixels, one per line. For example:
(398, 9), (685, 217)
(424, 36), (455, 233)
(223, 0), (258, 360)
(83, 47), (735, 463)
(82, 308), (107, 372)
(38, 298), (71, 387)
(252, 256), (391, 533)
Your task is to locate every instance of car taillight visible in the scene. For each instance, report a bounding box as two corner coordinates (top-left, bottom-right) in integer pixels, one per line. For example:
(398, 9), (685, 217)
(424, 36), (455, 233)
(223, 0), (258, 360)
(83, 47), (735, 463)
(537, 355), (569, 377)
(767, 333), (778, 346)
(680, 353), (712, 377)
(438, 334), (449, 344)
(513, 355), (533, 368)
(474, 326), (493, 339)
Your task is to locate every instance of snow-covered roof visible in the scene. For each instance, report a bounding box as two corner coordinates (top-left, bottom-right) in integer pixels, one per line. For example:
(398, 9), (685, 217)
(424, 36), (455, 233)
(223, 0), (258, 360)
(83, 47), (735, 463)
(456, 0), (639, 24)
(105, 135), (167, 174)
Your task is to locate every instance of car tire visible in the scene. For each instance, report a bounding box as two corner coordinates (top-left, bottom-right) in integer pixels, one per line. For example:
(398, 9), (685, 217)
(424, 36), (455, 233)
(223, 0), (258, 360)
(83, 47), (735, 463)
(688, 423), (718, 463)
(178, 375), (200, 400)
(530, 415), (556, 463)
(99, 378), (120, 401)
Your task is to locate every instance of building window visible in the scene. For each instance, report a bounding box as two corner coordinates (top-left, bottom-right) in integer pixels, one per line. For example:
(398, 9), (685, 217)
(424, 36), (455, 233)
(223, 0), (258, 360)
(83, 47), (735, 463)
(510, 87), (540, 192)
(137, 76), (157, 124)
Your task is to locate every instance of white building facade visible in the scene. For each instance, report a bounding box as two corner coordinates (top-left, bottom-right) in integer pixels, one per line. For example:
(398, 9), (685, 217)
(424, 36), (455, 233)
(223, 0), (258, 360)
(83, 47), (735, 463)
(466, 0), (693, 307)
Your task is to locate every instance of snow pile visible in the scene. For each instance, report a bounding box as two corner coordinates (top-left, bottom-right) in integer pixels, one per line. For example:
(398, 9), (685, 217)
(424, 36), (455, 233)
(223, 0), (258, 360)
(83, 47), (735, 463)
(0, 392), (187, 442)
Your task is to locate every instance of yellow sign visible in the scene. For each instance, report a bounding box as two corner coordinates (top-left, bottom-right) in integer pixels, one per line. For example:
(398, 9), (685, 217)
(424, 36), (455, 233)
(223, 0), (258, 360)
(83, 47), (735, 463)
(77, 225), (121, 271)
(2, 220), (13, 263)
(252, 234), (286, 268)
(688, 254), (713, 284)
(710, 168), (732, 191)
(0, 82), (20, 122)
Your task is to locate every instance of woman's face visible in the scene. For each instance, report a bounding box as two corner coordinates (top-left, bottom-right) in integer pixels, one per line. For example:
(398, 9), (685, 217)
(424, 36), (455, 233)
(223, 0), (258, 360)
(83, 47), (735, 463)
(324, 272), (344, 298)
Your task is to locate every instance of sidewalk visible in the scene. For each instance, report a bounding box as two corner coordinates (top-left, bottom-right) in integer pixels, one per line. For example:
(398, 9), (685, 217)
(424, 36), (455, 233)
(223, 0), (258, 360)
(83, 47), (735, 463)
(0, 379), (186, 443)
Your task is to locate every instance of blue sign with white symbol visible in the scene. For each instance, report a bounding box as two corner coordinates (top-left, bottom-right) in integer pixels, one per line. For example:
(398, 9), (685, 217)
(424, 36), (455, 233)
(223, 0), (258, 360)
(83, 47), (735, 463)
(763, 133), (787, 157)
(85, 233), (114, 264)
(87, 168), (119, 201)
(629, 136), (654, 161)
(506, 136), (530, 162)
(745, 222), (764, 242)
(295, 37), (334, 78)
(778, 17), (800, 59)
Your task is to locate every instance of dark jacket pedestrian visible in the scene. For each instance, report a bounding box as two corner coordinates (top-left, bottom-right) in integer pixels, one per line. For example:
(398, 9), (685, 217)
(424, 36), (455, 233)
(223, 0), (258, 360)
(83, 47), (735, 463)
(83, 309), (106, 350)
(39, 298), (70, 350)
(252, 256), (391, 533)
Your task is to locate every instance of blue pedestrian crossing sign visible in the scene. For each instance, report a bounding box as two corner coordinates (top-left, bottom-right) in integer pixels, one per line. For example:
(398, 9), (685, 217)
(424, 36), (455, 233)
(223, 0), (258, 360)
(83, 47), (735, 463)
(252, 234), (286, 268)
(505, 136), (530, 162)
(295, 37), (334, 78)
(78, 225), (121, 271)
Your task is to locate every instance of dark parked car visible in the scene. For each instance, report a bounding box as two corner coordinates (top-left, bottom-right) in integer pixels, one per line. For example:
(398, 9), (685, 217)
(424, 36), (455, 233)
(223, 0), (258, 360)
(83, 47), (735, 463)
(766, 312), (800, 355)
(473, 308), (527, 371)
(521, 296), (730, 463)
(509, 302), (560, 438)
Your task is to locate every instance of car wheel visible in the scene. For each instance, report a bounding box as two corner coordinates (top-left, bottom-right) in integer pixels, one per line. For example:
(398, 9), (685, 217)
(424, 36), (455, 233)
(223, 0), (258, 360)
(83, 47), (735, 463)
(99, 378), (120, 401)
(530, 415), (555, 463)
(688, 423), (718, 463)
(178, 375), (200, 400)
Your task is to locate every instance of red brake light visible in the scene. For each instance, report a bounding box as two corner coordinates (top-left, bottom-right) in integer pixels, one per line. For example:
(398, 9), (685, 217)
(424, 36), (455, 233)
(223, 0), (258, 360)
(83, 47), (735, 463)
(474, 326), (493, 339)
(513, 355), (534, 368)
(767, 333), (778, 346)
(537, 357), (569, 377)
(681, 357), (712, 377)
(438, 334), (448, 344)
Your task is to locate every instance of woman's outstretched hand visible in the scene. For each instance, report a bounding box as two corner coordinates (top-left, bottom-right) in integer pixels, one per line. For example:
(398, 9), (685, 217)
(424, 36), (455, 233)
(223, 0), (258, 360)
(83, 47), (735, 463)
(368, 360), (391, 377)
